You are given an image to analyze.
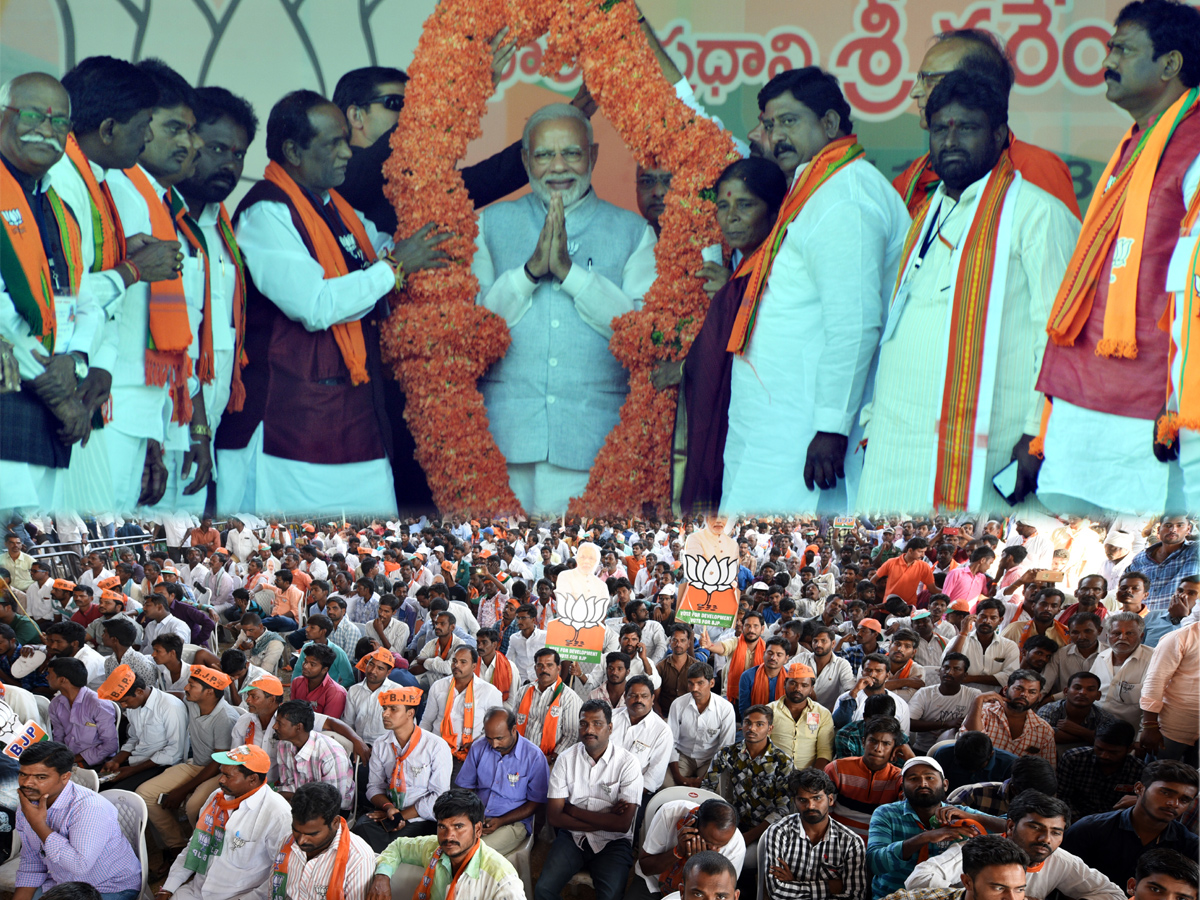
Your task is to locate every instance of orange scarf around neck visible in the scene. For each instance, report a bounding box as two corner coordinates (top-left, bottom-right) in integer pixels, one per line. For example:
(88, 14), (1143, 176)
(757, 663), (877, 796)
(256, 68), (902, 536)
(517, 680), (564, 756)
(725, 636), (764, 701)
(441, 677), (475, 761)
(477, 651), (513, 701)
(65, 133), (125, 269)
(750, 663), (785, 706)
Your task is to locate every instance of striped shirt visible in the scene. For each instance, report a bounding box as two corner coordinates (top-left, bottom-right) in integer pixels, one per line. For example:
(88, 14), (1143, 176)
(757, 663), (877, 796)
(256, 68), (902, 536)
(276, 730), (355, 810)
(764, 813), (869, 900)
(276, 821), (376, 900)
(374, 834), (525, 900)
(1128, 541), (1198, 611)
(823, 757), (902, 842)
(962, 699), (1057, 766)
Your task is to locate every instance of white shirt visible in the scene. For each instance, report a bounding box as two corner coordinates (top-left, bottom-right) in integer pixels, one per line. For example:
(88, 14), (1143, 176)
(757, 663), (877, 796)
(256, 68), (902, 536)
(548, 740), (645, 851)
(811, 654), (857, 711)
(636, 798), (746, 892)
(162, 783), (293, 900)
(477, 653), (519, 709)
(121, 687), (189, 766)
(76, 644), (108, 690)
(365, 727), (453, 822)
(1044, 642), (1102, 696)
(666, 692), (736, 766)
(834, 688), (912, 733)
(508, 629), (547, 684)
(144, 613), (192, 647)
(610, 706), (673, 792)
(419, 675), (504, 755)
(23, 580), (54, 621)
(232, 710), (281, 781)
(277, 822), (376, 900)
(449, 599), (480, 635)
(225, 527), (257, 563)
(76, 567), (114, 594)
(942, 632), (1020, 684)
(906, 842), (1124, 899)
(907, 684), (982, 752)
(416, 634), (466, 679)
(343, 680), (391, 745)
(1091, 644), (1155, 729)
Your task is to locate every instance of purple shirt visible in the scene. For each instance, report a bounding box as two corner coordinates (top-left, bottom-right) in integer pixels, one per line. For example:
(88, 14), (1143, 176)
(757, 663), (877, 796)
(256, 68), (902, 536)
(48, 687), (119, 766)
(16, 780), (142, 892)
(455, 733), (549, 834)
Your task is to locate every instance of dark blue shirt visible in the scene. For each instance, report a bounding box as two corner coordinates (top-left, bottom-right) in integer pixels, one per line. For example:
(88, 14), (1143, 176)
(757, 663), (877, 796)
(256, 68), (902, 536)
(1061, 807), (1199, 887)
(932, 744), (1017, 790)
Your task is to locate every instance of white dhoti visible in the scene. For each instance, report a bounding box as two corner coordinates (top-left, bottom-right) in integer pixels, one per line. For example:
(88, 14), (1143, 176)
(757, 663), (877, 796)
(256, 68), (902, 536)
(104, 429), (149, 515)
(60, 426), (115, 513)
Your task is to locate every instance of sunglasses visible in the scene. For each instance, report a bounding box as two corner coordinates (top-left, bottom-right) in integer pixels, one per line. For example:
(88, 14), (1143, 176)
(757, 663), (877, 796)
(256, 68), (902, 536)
(365, 94), (405, 112)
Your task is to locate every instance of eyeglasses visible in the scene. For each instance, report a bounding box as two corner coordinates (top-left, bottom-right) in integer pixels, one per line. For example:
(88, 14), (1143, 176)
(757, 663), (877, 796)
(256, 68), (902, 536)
(636, 173), (673, 189)
(916, 69), (956, 87)
(4, 106), (71, 133)
(531, 148), (586, 165)
(365, 94), (405, 112)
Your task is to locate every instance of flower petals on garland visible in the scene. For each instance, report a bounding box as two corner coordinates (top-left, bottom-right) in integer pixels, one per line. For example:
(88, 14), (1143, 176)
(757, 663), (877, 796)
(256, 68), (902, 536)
(384, 0), (737, 517)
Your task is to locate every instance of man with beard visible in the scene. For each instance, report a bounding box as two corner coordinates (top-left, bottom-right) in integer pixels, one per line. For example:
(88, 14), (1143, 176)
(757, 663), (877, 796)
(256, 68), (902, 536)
(271, 782), (376, 900)
(832, 654), (912, 733)
(367, 788), (525, 900)
(1061, 760), (1199, 888)
(859, 71), (1078, 511)
(883, 628), (929, 702)
(699, 609), (767, 710)
(1002, 588), (1069, 650)
(909, 653), (980, 753)
(420, 645), (503, 777)
(1091, 611), (1153, 727)
(809, 624), (857, 710)
(867, 756), (997, 897)
(472, 102), (656, 514)
(906, 790), (1124, 899)
(961, 668), (1057, 764)
(612, 675), (673, 797)
(945, 598), (1020, 687)
(769, 663), (834, 769)
(765, 768), (868, 900)
(737, 635), (790, 712)
(1019, 634), (1058, 676)
(1043, 612), (1103, 696)
(13, 741), (142, 900)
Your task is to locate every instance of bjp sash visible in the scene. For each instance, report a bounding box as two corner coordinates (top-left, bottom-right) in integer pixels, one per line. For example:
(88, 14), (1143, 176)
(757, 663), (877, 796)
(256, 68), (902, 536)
(262, 160), (379, 385)
(885, 153), (1021, 510)
(0, 163), (84, 352)
(724, 636), (764, 701)
(1159, 182), (1200, 441)
(657, 806), (701, 893)
(270, 816), (351, 900)
(750, 663), (785, 706)
(516, 680), (564, 756)
(171, 197), (249, 411)
(1046, 88), (1199, 357)
(184, 782), (266, 874)
(476, 652), (513, 701)
(387, 729), (423, 808)
(64, 134), (125, 270)
(1015, 618), (1066, 650)
(727, 136), (864, 354)
(441, 678), (475, 761)
(413, 839), (481, 900)
(891, 657), (916, 681)
(122, 165), (194, 423)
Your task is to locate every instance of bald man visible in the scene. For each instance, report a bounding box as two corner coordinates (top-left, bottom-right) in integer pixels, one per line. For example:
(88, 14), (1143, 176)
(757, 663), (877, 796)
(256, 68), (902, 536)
(0, 72), (103, 510)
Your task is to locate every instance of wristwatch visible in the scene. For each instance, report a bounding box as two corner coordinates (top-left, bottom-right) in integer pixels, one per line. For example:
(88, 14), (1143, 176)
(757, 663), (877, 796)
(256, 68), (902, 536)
(69, 352), (88, 381)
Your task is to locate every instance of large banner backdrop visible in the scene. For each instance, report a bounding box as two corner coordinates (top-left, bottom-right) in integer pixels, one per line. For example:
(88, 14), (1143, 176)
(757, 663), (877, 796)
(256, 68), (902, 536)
(1, 0), (1167, 213)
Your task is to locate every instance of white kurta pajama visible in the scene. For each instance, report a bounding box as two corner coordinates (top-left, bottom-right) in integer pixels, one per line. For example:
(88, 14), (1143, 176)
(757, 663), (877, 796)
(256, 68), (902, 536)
(722, 156), (910, 514)
(858, 172), (1080, 513)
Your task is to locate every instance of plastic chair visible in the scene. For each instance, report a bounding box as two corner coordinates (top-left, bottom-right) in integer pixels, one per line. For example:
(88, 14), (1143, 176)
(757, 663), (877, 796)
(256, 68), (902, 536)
(504, 827), (535, 899)
(0, 830), (21, 892)
(33, 693), (50, 728)
(757, 819), (783, 900)
(389, 861), (427, 899)
(71, 765), (100, 792)
(640, 785), (724, 846)
(928, 738), (956, 758)
(102, 788), (150, 898)
(182, 643), (202, 664)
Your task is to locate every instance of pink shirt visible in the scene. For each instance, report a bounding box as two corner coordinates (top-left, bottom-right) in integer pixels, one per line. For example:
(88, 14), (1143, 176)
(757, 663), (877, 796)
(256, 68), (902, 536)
(943, 568), (988, 604)
(1140, 622), (1199, 744)
(291, 673), (347, 718)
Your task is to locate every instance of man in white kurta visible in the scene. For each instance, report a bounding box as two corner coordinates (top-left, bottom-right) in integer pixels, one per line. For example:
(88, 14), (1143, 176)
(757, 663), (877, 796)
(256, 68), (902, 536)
(722, 69), (909, 514)
(858, 106), (1079, 513)
(419, 656), (504, 762)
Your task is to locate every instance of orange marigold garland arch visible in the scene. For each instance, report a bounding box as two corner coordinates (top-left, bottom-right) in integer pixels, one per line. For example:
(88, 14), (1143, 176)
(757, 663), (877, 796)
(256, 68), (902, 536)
(381, 0), (738, 517)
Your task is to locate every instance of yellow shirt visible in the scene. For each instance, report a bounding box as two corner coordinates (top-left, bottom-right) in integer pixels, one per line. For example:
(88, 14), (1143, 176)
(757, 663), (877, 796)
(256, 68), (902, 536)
(768, 696), (834, 768)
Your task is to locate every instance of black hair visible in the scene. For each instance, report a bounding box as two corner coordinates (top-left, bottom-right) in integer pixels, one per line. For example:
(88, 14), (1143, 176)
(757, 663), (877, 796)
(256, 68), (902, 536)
(533, 647), (560, 665)
(266, 89), (328, 164)
(19, 740), (74, 774)
(1002, 545), (1029, 564)
(44, 620), (86, 649)
(240, 612), (262, 628)
(757, 66), (853, 134)
(687, 661), (715, 681)
(47, 656), (88, 687)
(305, 643), (337, 671)
(1116, 0), (1200, 87)
(291, 781), (341, 825)
(435, 610), (457, 627)
(605, 651), (632, 670)
(960, 835), (1030, 878)
(136, 58), (196, 112)
(1006, 789), (1070, 826)
(377, 594), (398, 611)
(1134, 848), (1200, 891)
(579, 698), (613, 724)
(454, 644), (479, 664)
(1140, 759), (1200, 790)
(891, 628), (920, 648)
(39, 884), (104, 900)
(220, 648), (248, 675)
(307, 614), (333, 636)
(695, 797), (739, 831)
(277, 698), (316, 731)
(331, 66), (409, 115)
(976, 598), (1007, 617)
(1065, 670), (1102, 690)
(954, 730), (994, 769)
(713, 157), (789, 217)
(61, 55), (158, 134)
(432, 786), (484, 824)
(863, 694), (897, 718)
(1010, 755), (1057, 797)
(619, 623), (642, 639)
(862, 653), (889, 671)
(744, 704), (774, 724)
(1022, 634), (1061, 657)
(681, 850), (738, 886)
(1067, 611), (1103, 632)
(477, 627), (500, 644)
(934, 28), (1017, 91)
(192, 85), (259, 144)
(789, 766), (837, 798)
(0, 623), (19, 643)
(1096, 719), (1137, 747)
(101, 617), (136, 648)
(864, 715), (903, 742)
(1008, 668), (1047, 689)
(625, 674), (654, 696)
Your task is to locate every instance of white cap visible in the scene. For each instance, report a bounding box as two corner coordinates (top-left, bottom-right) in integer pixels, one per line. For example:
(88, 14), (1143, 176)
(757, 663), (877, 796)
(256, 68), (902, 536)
(658, 584), (677, 597)
(900, 756), (945, 777)
(434, 545), (445, 553)
(751, 581), (770, 591)
(1104, 531), (1133, 550)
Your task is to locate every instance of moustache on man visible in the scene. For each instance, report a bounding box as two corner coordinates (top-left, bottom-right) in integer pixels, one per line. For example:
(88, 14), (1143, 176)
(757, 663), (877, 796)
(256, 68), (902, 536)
(19, 133), (63, 153)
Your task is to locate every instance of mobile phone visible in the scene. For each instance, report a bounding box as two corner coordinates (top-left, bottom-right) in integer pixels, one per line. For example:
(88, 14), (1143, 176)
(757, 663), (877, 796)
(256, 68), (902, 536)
(991, 461), (1019, 504)
(943, 526), (960, 536)
(1033, 570), (1064, 582)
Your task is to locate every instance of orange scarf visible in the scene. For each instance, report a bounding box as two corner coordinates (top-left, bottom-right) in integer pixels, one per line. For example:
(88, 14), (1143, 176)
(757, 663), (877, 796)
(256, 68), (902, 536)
(725, 636), (764, 701)
(171, 197), (249, 411)
(727, 136), (865, 354)
(750, 663), (785, 706)
(516, 680), (564, 756)
(1160, 182), (1200, 441)
(441, 677), (475, 761)
(185, 781), (265, 874)
(891, 658), (915, 680)
(387, 728), (422, 808)
(64, 133), (125, 269)
(1017, 618), (1067, 649)
(1046, 87), (1199, 357)
(435, 635), (454, 660)
(270, 816), (350, 900)
(0, 162), (83, 353)
(122, 165), (194, 423)
(477, 652), (513, 701)
(262, 160), (381, 385)
(413, 839), (481, 900)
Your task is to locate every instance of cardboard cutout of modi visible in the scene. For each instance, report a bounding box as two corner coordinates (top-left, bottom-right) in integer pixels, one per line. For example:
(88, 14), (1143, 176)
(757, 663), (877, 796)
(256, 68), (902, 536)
(546, 541), (610, 665)
(678, 515), (739, 630)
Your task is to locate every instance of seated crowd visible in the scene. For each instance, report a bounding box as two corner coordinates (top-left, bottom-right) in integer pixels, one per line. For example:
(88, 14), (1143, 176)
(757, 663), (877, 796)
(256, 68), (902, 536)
(0, 511), (1196, 900)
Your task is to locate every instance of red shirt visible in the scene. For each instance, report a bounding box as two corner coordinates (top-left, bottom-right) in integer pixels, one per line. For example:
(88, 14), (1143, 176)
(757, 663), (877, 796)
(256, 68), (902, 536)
(71, 605), (103, 628)
(290, 672), (347, 718)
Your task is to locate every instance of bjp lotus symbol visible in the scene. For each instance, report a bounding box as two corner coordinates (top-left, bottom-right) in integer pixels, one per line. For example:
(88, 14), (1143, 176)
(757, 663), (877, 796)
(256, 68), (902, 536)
(555, 592), (608, 647)
(683, 554), (736, 612)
